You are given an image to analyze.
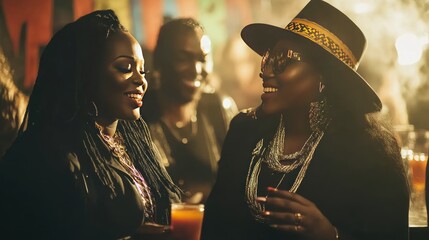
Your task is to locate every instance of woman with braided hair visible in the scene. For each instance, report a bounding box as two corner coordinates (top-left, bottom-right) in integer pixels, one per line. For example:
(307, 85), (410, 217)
(0, 10), (180, 239)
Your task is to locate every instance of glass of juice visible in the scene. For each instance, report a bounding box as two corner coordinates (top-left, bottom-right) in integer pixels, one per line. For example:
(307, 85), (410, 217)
(171, 203), (204, 240)
(409, 152), (428, 191)
(407, 130), (429, 227)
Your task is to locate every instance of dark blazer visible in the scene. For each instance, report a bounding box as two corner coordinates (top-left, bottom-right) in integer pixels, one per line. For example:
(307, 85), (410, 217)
(202, 112), (409, 240)
(0, 126), (154, 239)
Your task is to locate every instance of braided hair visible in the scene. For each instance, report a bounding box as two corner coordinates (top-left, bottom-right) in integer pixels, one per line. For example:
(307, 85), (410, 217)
(21, 9), (181, 224)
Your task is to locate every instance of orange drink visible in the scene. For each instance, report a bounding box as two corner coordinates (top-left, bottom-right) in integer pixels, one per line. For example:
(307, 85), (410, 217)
(171, 203), (204, 240)
(409, 153), (428, 191)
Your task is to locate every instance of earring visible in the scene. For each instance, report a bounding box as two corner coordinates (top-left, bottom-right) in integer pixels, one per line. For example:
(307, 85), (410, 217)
(319, 81), (325, 93)
(88, 101), (99, 117)
(309, 96), (331, 132)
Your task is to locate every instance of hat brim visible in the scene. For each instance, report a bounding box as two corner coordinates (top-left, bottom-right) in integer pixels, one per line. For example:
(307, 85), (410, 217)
(241, 23), (382, 114)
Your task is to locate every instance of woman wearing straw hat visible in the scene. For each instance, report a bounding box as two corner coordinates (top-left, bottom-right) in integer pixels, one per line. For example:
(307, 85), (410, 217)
(202, 1), (409, 240)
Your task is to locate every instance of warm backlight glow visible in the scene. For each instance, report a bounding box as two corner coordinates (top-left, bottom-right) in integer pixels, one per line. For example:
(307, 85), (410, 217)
(395, 33), (425, 65)
(200, 35), (212, 54)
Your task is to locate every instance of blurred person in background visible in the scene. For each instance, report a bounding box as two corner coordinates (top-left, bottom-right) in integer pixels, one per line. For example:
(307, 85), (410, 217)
(0, 10), (180, 239)
(202, 1), (409, 239)
(141, 18), (237, 204)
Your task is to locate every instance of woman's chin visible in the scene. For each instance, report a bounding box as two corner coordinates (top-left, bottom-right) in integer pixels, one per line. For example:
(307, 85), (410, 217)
(131, 111), (141, 120)
(123, 109), (141, 121)
(261, 104), (278, 116)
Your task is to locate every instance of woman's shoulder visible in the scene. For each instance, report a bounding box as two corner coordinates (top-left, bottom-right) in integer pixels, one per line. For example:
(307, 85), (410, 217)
(221, 108), (277, 157)
(229, 108), (278, 138)
(228, 108), (260, 132)
(1, 127), (80, 176)
(325, 122), (402, 171)
(2, 129), (44, 163)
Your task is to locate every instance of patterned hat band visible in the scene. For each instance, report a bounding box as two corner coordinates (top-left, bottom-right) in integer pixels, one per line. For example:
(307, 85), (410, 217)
(285, 18), (358, 69)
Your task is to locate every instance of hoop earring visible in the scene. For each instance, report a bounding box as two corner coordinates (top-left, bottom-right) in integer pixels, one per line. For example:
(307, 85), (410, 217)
(88, 101), (99, 117)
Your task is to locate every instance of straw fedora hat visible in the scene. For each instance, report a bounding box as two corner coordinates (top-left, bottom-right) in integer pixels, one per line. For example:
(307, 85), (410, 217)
(241, 0), (382, 113)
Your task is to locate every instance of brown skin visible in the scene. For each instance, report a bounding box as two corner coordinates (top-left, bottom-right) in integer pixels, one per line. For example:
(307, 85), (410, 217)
(158, 29), (208, 127)
(259, 39), (337, 240)
(261, 39), (321, 154)
(93, 31), (147, 137)
(93, 31), (170, 237)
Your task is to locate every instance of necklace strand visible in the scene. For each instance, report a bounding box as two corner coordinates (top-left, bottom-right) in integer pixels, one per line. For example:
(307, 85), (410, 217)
(264, 114), (322, 173)
(162, 112), (198, 144)
(245, 115), (328, 222)
(95, 122), (155, 221)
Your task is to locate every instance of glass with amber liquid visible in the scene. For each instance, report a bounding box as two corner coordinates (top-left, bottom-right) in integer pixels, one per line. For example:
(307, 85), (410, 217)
(409, 152), (428, 191)
(405, 130), (429, 227)
(171, 203), (204, 240)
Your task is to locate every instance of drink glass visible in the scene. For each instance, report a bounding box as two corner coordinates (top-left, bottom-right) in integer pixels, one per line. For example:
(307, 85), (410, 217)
(407, 130), (429, 191)
(406, 130), (429, 227)
(171, 203), (204, 240)
(408, 152), (428, 191)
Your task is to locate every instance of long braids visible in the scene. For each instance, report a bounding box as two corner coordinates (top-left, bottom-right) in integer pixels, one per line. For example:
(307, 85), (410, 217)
(81, 124), (117, 196)
(118, 119), (181, 223)
(21, 9), (180, 224)
(74, 11), (181, 223)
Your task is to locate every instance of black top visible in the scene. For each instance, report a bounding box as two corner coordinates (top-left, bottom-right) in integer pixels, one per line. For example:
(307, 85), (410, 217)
(0, 124), (170, 239)
(202, 112), (409, 240)
(141, 91), (236, 203)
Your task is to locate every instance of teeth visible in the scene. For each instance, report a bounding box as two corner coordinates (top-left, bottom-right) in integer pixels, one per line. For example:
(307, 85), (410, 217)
(263, 87), (278, 93)
(126, 93), (143, 100)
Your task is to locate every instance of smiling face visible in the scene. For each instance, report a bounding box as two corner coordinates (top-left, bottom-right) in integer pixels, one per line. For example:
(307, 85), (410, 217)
(260, 39), (322, 115)
(94, 31), (148, 122)
(159, 29), (208, 103)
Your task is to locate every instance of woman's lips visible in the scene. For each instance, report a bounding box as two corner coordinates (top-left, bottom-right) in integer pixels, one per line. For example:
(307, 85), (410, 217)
(263, 87), (278, 93)
(261, 87), (278, 101)
(125, 93), (143, 107)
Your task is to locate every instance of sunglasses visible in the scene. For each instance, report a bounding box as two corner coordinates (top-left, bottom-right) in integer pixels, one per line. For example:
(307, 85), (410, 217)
(260, 49), (304, 75)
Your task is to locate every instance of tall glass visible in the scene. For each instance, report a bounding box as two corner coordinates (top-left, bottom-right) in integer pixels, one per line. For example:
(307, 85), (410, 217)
(405, 130), (429, 227)
(409, 152), (428, 191)
(171, 203), (204, 240)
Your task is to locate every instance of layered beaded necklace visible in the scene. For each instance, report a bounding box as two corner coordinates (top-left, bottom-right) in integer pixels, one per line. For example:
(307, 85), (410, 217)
(245, 114), (328, 222)
(95, 122), (155, 221)
(264, 115), (323, 174)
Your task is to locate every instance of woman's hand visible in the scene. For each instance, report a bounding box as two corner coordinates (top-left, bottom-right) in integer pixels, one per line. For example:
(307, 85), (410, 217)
(257, 187), (338, 240)
(134, 223), (171, 240)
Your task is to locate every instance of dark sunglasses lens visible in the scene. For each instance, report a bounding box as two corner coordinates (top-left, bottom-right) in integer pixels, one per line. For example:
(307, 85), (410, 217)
(261, 49), (303, 75)
(273, 53), (289, 75)
(261, 49), (270, 72)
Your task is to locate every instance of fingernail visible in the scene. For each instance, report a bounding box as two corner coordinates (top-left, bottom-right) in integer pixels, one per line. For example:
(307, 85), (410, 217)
(262, 211), (271, 216)
(267, 187), (277, 192)
(256, 197), (267, 202)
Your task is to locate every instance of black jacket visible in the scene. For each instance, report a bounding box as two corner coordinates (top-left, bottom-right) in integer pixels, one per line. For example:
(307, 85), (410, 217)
(202, 112), (409, 240)
(0, 124), (170, 239)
